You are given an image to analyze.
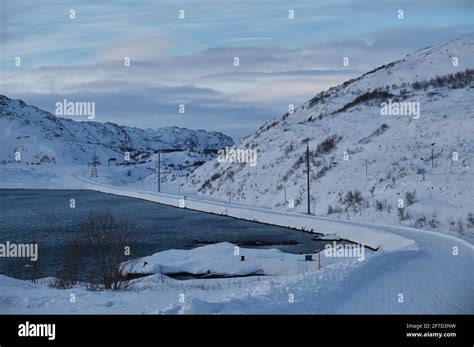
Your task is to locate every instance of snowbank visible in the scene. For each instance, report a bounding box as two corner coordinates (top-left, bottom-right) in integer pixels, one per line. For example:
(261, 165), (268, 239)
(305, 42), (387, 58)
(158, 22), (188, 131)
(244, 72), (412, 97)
(121, 242), (321, 277)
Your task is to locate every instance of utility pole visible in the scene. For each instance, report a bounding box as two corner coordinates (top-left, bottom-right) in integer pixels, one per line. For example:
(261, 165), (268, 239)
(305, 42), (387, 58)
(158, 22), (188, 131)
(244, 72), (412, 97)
(431, 143), (436, 169)
(306, 140), (311, 215)
(156, 151), (161, 192)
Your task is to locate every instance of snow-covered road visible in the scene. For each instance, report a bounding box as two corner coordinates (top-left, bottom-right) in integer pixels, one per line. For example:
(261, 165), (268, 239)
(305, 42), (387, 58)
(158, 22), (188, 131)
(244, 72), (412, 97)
(332, 225), (474, 313)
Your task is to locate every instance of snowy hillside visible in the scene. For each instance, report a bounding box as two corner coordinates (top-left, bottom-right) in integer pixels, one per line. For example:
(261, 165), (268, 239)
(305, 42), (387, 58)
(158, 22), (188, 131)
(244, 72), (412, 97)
(0, 95), (233, 178)
(185, 35), (474, 240)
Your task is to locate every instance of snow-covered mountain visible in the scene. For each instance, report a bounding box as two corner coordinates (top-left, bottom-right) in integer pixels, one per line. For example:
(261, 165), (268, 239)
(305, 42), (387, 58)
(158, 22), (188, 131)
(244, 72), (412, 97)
(185, 35), (474, 237)
(0, 95), (233, 170)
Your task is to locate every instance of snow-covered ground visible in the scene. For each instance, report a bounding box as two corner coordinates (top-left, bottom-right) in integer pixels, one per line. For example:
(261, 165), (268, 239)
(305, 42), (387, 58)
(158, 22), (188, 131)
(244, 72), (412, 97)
(0, 241), (367, 314)
(0, 168), (472, 314)
(0, 225), (471, 314)
(0, 36), (473, 314)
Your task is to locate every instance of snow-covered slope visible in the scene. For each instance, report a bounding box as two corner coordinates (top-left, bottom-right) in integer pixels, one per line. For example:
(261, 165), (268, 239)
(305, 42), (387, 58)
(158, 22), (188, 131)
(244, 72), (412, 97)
(185, 35), (474, 240)
(0, 95), (233, 171)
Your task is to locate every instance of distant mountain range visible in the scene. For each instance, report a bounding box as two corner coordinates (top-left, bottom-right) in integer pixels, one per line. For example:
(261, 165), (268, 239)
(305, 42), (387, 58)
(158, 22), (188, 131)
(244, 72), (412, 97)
(0, 95), (234, 168)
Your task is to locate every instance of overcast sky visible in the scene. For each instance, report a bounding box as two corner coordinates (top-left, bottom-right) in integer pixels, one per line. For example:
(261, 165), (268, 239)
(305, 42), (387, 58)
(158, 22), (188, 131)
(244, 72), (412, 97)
(0, 0), (472, 139)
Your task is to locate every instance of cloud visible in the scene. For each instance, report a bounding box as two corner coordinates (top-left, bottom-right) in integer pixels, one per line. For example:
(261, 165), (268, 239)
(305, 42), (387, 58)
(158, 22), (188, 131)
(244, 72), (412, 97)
(231, 78), (349, 105)
(1, 0), (472, 139)
(2, 25), (472, 139)
(97, 34), (170, 61)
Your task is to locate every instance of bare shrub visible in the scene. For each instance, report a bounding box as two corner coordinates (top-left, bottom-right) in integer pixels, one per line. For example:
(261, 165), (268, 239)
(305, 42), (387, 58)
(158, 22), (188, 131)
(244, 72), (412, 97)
(59, 239), (84, 286)
(415, 214), (427, 229)
(417, 168), (426, 181)
(397, 207), (410, 221)
(284, 143), (295, 156)
(428, 212), (439, 229)
(466, 213), (474, 228)
(375, 199), (385, 211)
(315, 134), (342, 155)
(456, 218), (465, 236)
(16, 258), (43, 283)
(369, 185), (376, 195)
(448, 217), (456, 233)
(327, 205), (343, 215)
(342, 190), (364, 212)
(76, 212), (136, 290)
(49, 277), (72, 289)
(405, 190), (417, 206)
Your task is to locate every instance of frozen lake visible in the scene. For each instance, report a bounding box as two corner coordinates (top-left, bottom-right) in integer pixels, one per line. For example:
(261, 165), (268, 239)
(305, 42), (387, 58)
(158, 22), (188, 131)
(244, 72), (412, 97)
(0, 189), (327, 279)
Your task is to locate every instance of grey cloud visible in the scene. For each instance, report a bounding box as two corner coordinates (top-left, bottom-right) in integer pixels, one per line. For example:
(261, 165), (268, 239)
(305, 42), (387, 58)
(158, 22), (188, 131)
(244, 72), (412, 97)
(1, 22), (471, 139)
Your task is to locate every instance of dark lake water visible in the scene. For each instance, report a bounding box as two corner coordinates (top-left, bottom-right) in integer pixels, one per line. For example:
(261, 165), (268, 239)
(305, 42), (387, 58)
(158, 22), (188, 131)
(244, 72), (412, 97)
(0, 189), (327, 280)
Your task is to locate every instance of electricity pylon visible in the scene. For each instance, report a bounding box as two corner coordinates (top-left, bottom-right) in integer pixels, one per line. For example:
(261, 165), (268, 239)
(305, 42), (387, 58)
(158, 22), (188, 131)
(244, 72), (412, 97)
(90, 151), (99, 177)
